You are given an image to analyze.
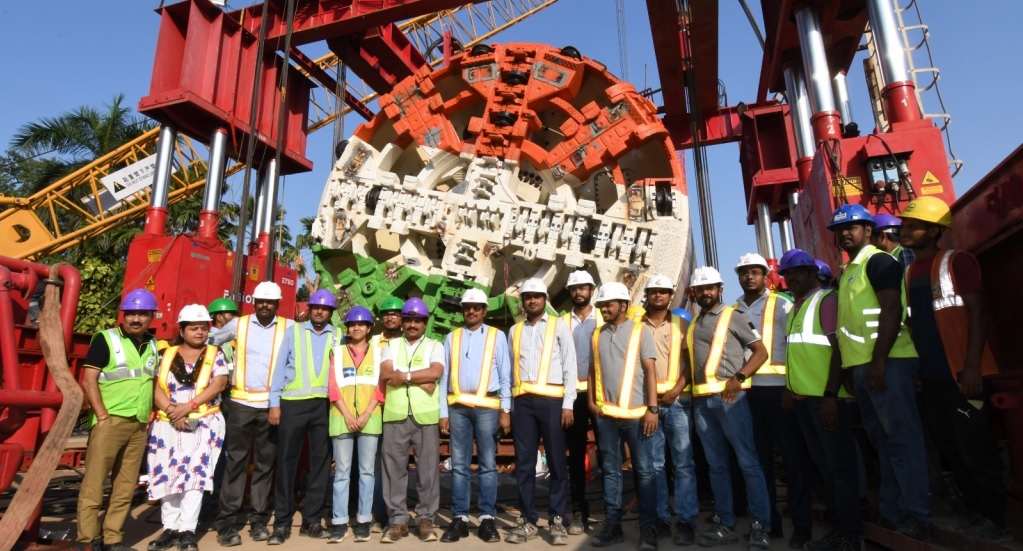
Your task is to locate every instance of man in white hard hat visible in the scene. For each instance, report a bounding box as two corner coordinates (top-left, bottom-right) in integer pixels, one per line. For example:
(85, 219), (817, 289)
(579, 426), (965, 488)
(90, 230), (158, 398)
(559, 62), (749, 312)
(732, 253), (811, 546)
(588, 282), (660, 551)
(438, 288), (511, 544)
(506, 278), (576, 545)
(684, 267), (772, 551)
(559, 269), (601, 535)
(211, 281), (294, 547)
(641, 274), (697, 545)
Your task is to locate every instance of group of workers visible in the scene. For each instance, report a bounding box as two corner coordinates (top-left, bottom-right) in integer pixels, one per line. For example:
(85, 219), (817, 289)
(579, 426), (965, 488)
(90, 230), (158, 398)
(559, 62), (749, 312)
(75, 195), (1010, 551)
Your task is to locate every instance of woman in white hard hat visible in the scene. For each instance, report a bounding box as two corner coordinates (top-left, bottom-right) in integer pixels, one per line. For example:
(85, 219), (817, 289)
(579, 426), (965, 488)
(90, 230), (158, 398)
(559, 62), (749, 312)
(146, 304), (230, 551)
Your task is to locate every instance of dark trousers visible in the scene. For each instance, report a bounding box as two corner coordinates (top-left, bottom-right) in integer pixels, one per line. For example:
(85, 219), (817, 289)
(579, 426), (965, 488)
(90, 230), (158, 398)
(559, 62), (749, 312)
(214, 401), (278, 533)
(919, 379), (1006, 525)
(274, 398), (331, 528)
(563, 392), (592, 515)
(794, 398), (861, 539)
(748, 386), (813, 533)
(512, 394), (569, 524)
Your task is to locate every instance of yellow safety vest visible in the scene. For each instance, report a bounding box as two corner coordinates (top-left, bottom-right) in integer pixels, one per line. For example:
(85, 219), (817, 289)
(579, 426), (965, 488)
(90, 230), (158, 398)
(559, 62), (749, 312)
(688, 307), (751, 396)
(93, 328), (158, 425)
(447, 326), (501, 409)
(156, 345), (222, 421)
(231, 315), (287, 402)
(738, 292), (786, 376)
(592, 322), (647, 419)
(642, 314), (685, 393)
(331, 341), (382, 435)
(383, 337), (442, 425)
(511, 318), (564, 398)
(560, 309), (604, 391)
(281, 324), (332, 400)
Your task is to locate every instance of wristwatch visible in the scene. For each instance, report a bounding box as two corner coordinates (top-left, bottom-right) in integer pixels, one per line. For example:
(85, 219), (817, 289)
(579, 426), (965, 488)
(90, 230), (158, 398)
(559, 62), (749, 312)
(501, 408), (511, 414)
(734, 372), (747, 384)
(647, 405), (660, 414)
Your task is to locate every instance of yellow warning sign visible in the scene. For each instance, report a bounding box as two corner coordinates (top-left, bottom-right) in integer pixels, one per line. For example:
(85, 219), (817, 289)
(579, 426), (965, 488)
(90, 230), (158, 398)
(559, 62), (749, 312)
(147, 249), (162, 262)
(145, 276), (155, 291)
(921, 171), (941, 186)
(831, 176), (863, 198)
(921, 185), (945, 196)
(249, 267), (259, 281)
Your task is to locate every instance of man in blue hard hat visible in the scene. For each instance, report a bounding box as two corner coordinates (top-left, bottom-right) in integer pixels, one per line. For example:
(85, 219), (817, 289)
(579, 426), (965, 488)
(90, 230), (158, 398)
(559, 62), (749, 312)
(266, 289), (339, 543)
(77, 289), (159, 551)
(829, 203), (929, 540)
(871, 213), (913, 266)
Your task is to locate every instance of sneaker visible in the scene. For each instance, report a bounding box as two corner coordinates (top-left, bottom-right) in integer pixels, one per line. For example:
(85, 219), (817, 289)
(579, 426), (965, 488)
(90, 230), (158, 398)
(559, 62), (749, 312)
(478, 519), (501, 543)
(789, 527), (812, 549)
(567, 513), (585, 536)
(441, 517), (470, 543)
(301, 522), (329, 539)
(748, 522), (769, 551)
(658, 520), (673, 539)
(505, 517), (539, 544)
(698, 516), (738, 547)
(961, 517), (1014, 543)
(639, 523), (659, 551)
(673, 522), (695, 546)
(177, 531), (198, 551)
(216, 528), (242, 548)
(353, 523), (372, 542)
(549, 516), (568, 546)
(267, 527), (290, 546)
(328, 524), (348, 544)
(147, 530), (179, 551)
(381, 524), (409, 543)
(896, 516), (930, 541)
(249, 523), (271, 542)
(417, 518), (438, 542)
(591, 523), (625, 547)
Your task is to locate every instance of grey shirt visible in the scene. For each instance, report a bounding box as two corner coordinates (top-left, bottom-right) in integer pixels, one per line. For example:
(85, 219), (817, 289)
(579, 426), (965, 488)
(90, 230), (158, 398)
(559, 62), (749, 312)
(595, 319), (658, 412)
(691, 303), (762, 383)
(566, 308), (600, 385)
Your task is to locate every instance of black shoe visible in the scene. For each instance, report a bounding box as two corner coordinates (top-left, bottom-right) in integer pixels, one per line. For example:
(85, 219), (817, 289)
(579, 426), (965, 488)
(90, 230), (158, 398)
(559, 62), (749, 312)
(178, 531), (199, 551)
(328, 524), (348, 544)
(789, 527), (812, 549)
(300, 522), (329, 539)
(639, 524), (660, 551)
(147, 530), (179, 551)
(896, 516), (930, 541)
(673, 522), (695, 546)
(353, 523), (371, 542)
(657, 520), (673, 539)
(591, 523), (625, 547)
(441, 517), (470, 543)
(216, 528), (242, 547)
(249, 523), (271, 542)
(477, 519), (500, 543)
(267, 527), (290, 546)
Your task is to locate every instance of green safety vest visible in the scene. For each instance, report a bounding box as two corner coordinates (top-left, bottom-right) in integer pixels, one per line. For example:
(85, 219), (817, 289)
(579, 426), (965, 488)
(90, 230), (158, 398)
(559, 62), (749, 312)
(330, 340), (383, 436)
(383, 337), (441, 425)
(92, 328), (157, 425)
(785, 289), (852, 397)
(281, 323), (332, 400)
(836, 246), (918, 367)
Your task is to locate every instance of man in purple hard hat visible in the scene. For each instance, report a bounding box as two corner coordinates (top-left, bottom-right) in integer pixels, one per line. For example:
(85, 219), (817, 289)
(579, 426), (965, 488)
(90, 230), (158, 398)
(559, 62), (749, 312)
(871, 212), (914, 266)
(77, 289), (160, 550)
(814, 260), (836, 289)
(267, 288), (339, 543)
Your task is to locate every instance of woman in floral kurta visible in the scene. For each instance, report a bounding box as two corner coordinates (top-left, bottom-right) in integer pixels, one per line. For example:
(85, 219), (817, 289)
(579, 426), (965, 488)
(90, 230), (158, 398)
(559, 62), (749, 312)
(146, 305), (229, 551)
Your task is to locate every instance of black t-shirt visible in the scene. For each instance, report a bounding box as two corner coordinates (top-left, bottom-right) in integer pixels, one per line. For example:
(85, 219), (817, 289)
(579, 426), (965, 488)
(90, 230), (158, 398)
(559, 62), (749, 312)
(84, 328), (156, 370)
(865, 252), (903, 292)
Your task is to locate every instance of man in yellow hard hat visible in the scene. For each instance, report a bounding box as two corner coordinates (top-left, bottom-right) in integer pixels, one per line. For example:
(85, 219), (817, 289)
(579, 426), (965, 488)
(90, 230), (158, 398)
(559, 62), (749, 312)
(899, 196), (1010, 543)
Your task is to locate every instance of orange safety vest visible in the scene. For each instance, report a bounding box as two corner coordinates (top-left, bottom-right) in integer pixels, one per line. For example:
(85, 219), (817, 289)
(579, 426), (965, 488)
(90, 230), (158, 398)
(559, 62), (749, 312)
(688, 306), (751, 396)
(560, 308), (604, 391)
(642, 313), (685, 394)
(447, 326), (501, 409)
(910, 249), (998, 384)
(738, 292), (786, 375)
(156, 345), (221, 421)
(592, 322), (647, 419)
(231, 315), (287, 402)
(511, 317), (565, 398)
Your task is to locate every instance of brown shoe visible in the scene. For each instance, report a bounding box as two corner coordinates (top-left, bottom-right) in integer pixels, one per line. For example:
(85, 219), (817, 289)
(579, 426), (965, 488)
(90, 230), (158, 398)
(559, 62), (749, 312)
(417, 518), (438, 542)
(381, 524), (409, 543)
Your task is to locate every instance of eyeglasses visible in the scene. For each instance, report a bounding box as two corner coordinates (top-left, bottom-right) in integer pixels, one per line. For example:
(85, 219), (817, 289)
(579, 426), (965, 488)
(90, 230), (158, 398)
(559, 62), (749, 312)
(462, 304), (485, 312)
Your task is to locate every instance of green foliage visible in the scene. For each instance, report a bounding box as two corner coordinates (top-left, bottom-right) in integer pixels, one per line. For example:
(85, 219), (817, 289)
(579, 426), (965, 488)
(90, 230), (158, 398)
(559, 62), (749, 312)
(75, 256), (125, 334)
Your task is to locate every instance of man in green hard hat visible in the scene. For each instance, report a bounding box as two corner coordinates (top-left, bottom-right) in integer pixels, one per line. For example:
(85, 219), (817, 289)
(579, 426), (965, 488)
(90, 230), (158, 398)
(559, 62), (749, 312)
(369, 296), (405, 532)
(208, 298), (240, 366)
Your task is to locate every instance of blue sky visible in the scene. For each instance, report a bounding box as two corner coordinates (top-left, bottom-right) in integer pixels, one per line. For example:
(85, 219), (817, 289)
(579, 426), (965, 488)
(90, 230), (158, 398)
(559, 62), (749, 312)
(2, 0), (1020, 292)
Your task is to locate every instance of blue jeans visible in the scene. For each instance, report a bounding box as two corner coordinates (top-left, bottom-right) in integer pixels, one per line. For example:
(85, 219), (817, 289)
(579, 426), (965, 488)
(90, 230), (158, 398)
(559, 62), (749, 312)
(749, 385), (813, 533)
(594, 416), (657, 526)
(693, 392), (771, 531)
(332, 433), (379, 525)
(448, 405), (499, 519)
(652, 398), (698, 526)
(852, 358), (929, 525)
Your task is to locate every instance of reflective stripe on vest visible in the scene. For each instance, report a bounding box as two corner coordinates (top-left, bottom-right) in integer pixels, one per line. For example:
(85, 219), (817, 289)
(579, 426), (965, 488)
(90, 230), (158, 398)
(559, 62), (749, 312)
(592, 322), (647, 419)
(98, 328), (158, 381)
(688, 307), (750, 396)
(232, 315), (287, 402)
(331, 341), (382, 435)
(785, 290), (851, 397)
(282, 324), (332, 399)
(933, 250), (964, 311)
(642, 314), (684, 393)
(560, 310), (603, 391)
(511, 318), (564, 398)
(448, 327), (501, 409)
(156, 345), (221, 421)
(754, 293), (786, 376)
(383, 338), (441, 425)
